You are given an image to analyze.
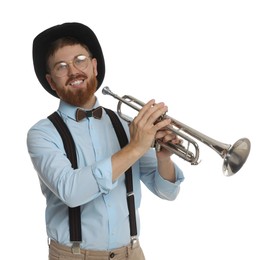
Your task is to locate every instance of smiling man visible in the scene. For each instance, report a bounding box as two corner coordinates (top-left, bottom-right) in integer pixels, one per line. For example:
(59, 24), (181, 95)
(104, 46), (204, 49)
(27, 22), (184, 260)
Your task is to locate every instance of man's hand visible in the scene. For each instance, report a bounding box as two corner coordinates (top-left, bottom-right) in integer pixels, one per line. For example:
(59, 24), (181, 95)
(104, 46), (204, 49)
(129, 99), (171, 156)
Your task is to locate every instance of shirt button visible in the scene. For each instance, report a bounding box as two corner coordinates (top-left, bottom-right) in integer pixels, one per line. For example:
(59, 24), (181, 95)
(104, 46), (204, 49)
(110, 252), (115, 258)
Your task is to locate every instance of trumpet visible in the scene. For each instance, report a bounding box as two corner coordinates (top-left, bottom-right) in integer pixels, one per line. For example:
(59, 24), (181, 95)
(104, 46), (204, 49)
(102, 86), (251, 176)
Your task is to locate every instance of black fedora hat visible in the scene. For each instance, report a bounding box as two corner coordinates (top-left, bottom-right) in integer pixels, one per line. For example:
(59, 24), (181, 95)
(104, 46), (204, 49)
(32, 22), (105, 98)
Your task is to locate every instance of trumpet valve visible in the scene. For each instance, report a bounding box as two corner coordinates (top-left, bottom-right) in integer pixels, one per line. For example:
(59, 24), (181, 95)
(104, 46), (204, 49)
(153, 141), (162, 152)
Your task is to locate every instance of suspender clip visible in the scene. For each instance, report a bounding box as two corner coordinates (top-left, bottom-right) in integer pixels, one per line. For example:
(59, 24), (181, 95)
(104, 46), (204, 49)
(71, 242), (81, 255)
(130, 236), (138, 249)
(127, 191), (134, 197)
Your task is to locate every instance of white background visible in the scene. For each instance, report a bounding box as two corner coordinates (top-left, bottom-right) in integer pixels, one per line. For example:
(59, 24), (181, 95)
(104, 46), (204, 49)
(1, 0), (272, 259)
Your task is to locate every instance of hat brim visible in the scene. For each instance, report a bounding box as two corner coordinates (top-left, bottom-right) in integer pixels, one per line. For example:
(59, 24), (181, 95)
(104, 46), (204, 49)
(33, 22), (105, 98)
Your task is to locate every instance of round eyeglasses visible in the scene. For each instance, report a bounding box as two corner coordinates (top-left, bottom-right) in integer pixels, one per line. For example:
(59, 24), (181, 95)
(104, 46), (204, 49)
(52, 55), (92, 77)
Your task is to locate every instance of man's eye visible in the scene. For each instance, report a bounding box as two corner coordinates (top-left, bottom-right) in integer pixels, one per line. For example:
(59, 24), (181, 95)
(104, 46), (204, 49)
(56, 63), (68, 71)
(75, 56), (87, 65)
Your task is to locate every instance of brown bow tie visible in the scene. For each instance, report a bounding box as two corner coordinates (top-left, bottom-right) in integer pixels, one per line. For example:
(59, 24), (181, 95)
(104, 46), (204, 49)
(75, 106), (103, 122)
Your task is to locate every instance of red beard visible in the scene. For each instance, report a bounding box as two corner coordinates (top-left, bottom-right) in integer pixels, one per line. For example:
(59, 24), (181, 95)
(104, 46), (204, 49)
(56, 75), (98, 107)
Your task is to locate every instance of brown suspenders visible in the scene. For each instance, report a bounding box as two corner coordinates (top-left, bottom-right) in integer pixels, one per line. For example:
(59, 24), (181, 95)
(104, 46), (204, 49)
(48, 107), (137, 246)
(104, 108), (137, 238)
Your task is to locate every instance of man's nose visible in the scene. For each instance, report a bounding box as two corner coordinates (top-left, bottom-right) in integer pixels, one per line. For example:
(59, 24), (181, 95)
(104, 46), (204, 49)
(67, 62), (80, 75)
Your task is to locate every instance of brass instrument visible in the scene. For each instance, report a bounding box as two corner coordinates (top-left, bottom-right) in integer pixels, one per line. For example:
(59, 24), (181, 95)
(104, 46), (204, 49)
(102, 86), (251, 176)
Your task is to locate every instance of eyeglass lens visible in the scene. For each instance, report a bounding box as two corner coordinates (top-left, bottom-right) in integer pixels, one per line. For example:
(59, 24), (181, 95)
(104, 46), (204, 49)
(54, 55), (89, 77)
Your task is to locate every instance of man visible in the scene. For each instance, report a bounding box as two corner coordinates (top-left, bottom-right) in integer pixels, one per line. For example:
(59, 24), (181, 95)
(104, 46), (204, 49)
(27, 22), (184, 260)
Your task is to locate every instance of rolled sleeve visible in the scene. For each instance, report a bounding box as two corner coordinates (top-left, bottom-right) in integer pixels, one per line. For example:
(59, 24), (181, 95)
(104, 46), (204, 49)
(155, 163), (185, 200)
(91, 157), (118, 194)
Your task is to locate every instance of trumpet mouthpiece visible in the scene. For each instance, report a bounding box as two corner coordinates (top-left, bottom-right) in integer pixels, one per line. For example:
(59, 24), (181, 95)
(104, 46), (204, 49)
(102, 86), (111, 95)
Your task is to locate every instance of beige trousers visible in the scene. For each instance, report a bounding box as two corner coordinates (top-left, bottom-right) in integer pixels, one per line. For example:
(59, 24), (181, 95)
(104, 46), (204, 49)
(49, 240), (145, 260)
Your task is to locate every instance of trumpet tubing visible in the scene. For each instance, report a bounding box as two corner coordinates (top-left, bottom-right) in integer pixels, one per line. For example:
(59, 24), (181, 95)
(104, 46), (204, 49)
(102, 86), (251, 176)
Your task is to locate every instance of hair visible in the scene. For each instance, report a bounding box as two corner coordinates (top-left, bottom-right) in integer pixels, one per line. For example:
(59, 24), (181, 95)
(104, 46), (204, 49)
(45, 36), (92, 72)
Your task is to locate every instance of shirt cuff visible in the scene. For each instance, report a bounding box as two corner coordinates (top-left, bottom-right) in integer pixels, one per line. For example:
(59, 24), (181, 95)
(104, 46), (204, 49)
(155, 163), (184, 200)
(91, 157), (117, 194)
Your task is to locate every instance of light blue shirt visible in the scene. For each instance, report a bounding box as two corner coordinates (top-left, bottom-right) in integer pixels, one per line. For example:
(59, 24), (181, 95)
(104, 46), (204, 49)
(27, 98), (184, 250)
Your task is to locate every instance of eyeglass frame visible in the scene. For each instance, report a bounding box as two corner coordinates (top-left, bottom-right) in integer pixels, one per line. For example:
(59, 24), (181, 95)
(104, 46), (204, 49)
(50, 54), (93, 78)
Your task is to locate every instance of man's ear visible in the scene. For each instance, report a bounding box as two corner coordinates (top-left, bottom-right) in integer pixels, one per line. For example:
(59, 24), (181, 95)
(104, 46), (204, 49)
(46, 74), (57, 91)
(91, 58), (98, 77)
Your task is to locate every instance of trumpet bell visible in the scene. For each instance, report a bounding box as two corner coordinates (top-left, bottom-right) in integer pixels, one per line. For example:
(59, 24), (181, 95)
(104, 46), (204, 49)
(223, 138), (251, 176)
